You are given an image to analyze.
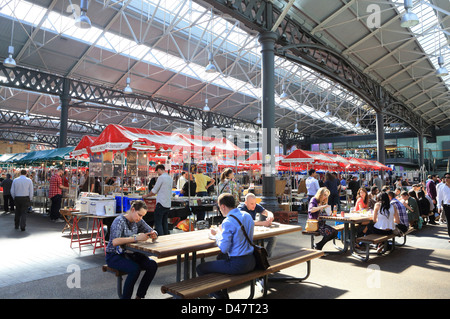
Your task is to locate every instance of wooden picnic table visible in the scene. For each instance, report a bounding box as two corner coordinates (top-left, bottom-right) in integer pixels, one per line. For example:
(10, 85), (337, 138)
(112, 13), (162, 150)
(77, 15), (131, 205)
(319, 213), (373, 255)
(125, 223), (302, 282)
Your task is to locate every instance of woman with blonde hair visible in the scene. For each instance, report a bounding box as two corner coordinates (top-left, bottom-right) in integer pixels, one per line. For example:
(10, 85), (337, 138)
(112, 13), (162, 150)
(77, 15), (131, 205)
(308, 187), (338, 250)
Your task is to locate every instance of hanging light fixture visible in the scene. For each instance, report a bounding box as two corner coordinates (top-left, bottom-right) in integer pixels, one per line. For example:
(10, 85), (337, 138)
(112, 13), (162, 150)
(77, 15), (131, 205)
(203, 98), (210, 112)
(293, 123), (299, 133)
(94, 120), (100, 130)
(280, 84), (289, 100)
(355, 116), (361, 128)
(324, 104), (331, 117)
(256, 113), (262, 125)
(205, 50), (217, 73)
(124, 77), (133, 94)
(205, 8), (218, 74)
(4, 20), (16, 68)
(75, 0), (92, 29)
(57, 105), (62, 111)
(131, 114), (138, 123)
(23, 110), (30, 121)
(4, 46), (16, 68)
(436, 56), (448, 77)
(400, 0), (419, 28)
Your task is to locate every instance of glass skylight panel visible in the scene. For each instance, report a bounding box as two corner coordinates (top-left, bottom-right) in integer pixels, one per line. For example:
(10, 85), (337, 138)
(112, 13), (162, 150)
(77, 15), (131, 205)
(393, 0), (449, 87)
(3, 0), (377, 134)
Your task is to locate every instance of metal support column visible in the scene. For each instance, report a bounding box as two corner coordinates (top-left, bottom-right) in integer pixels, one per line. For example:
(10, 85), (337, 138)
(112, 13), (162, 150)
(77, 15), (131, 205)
(258, 31), (279, 213)
(58, 78), (71, 148)
(417, 131), (425, 178)
(375, 111), (386, 181)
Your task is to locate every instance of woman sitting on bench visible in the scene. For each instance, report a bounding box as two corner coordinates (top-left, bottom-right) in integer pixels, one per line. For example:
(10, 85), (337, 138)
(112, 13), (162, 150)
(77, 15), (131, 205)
(366, 192), (400, 236)
(105, 200), (158, 299)
(308, 187), (338, 251)
(365, 192), (400, 252)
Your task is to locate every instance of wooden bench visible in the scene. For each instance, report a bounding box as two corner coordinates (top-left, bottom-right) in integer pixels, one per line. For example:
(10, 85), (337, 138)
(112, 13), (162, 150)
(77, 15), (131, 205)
(354, 233), (396, 262)
(353, 226), (415, 262)
(161, 248), (324, 299)
(302, 224), (345, 250)
(102, 248), (222, 298)
(395, 227), (415, 247)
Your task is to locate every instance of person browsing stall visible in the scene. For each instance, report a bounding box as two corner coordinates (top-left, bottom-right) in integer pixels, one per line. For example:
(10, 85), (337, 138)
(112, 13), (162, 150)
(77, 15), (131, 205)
(105, 200), (158, 299)
(194, 167), (215, 197)
(218, 168), (240, 207)
(196, 193), (256, 299)
(238, 193), (276, 257)
(10, 169), (33, 231)
(49, 169), (68, 223)
(306, 169), (320, 201)
(143, 164), (173, 236)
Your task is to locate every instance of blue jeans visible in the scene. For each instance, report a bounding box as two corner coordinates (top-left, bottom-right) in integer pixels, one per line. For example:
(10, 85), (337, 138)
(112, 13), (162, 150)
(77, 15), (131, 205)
(196, 253), (255, 298)
(106, 252), (157, 299)
(197, 253), (255, 276)
(154, 203), (170, 236)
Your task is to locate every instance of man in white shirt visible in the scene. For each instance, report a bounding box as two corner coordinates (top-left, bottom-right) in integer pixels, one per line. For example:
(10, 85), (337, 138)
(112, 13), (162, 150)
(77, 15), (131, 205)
(144, 164), (173, 236)
(11, 169), (34, 231)
(436, 172), (450, 241)
(176, 172), (187, 190)
(306, 169), (320, 201)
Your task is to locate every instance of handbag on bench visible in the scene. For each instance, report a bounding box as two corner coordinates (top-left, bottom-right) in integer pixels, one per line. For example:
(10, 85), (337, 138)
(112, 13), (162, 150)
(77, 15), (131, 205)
(229, 215), (270, 270)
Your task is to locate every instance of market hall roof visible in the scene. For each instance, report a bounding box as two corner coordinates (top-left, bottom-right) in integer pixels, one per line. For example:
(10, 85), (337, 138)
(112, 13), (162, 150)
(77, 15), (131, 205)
(0, 0), (448, 147)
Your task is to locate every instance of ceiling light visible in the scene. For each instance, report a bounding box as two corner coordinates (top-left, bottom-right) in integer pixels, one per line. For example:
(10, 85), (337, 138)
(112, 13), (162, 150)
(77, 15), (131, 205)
(280, 84), (289, 100)
(293, 123), (299, 133)
(75, 0), (91, 29)
(33, 133), (38, 141)
(3, 46), (16, 68)
(56, 105), (62, 111)
(203, 98), (210, 112)
(324, 105), (331, 117)
(256, 113), (262, 125)
(124, 77), (133, 94)
(94, 120), (100, 130)
(436, 56), (448, 77)
(400, 0), (419, 28)
(355, 117), (361, 128)
(131, 116), (138, 123)
(23, 110), (30, 121)
(205, 51), (217, 73)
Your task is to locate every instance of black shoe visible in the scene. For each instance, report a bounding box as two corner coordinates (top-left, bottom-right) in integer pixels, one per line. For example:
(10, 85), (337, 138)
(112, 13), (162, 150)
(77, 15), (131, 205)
(21, 228), (26, 231)
(428, 221), (438, 225)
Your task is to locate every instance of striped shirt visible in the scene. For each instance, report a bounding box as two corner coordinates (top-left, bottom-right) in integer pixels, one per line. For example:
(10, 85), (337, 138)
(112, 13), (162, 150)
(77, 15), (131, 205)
(390, 198), (408, 227)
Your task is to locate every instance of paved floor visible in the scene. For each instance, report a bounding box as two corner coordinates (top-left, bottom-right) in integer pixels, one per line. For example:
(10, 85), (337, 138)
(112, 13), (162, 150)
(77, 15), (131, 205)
(0, 210), (449, 299)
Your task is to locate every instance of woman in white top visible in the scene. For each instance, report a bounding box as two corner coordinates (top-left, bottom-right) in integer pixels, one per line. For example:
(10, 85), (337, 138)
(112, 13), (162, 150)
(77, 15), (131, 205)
(367, 192), (400, 236)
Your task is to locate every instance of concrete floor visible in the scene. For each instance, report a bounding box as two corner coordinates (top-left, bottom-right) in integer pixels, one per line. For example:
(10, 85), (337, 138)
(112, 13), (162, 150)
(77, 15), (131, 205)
(0, 210), (449, 299)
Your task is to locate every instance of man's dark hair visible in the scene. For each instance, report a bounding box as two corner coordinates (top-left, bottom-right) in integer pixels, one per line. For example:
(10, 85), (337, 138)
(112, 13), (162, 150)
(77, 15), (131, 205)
(20, 169), (27, 175)
(218, 193), (235, 209)
(155, 164), (165, 171)
(308, 168), (316, 176)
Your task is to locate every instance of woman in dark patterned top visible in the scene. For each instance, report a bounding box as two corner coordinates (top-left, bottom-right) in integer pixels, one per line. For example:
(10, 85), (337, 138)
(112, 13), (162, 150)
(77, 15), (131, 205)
(105, 200), (158, 299)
